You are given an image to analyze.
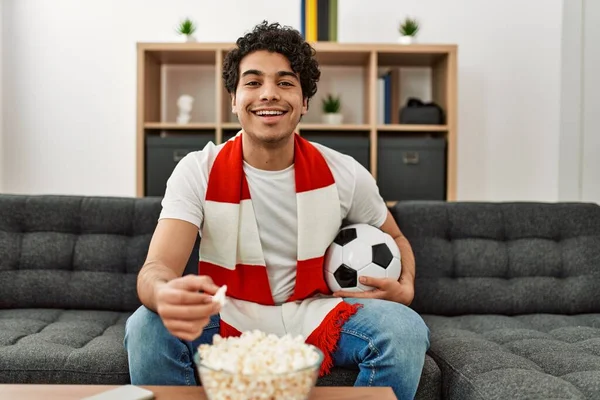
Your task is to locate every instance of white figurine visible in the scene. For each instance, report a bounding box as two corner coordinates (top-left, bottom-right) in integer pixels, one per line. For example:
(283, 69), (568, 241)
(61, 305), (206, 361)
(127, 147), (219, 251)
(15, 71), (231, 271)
(176, 94), (194, 124)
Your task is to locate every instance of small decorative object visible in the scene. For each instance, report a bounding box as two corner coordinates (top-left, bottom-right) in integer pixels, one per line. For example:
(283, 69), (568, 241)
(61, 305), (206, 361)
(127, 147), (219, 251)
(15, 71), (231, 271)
(398, 17), (419, 44)
(321, 94), (343, 125)
(176, 17), (197, 42)
(176, 94), (194, 124)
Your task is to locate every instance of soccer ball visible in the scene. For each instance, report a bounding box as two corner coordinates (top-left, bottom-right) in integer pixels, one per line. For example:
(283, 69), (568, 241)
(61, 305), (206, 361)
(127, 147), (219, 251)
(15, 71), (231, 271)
(324, 223), (401, 293)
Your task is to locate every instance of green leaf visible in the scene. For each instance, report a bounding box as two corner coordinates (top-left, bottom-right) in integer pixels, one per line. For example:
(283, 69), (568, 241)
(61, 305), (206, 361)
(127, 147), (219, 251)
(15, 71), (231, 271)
(322, 94), (341, 113)
(399, 17), (419, 36)
(176, 18), (197, 35)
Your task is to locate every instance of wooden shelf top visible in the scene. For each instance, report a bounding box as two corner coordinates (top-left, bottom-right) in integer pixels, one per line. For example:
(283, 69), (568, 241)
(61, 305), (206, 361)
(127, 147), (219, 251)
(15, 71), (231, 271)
(144, 122), (216, 130)
(138, 42), (456, 52)
(144, 122), (448, 133)
(224, 123), (372, 131)
(377, 124), (448, 132)
(221, 122), (241, 130)
(138, 42), (457, 66)
(300, 123), (371, 131)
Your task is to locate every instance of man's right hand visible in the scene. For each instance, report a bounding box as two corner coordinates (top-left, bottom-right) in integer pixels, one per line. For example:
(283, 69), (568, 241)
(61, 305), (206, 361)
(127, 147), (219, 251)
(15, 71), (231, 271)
(154, 275), (221, 341)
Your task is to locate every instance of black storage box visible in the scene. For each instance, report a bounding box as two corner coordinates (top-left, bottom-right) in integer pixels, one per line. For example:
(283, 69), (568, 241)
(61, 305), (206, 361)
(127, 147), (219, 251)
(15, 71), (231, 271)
(145, 133), (214, 196)
(301, 133), (370, 172)
(377, 136), (446, 201)
(399, 98), (445, 125)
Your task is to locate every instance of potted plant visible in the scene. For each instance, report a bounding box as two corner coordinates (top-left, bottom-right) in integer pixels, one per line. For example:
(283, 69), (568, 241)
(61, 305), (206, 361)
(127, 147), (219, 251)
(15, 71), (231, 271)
(398, 17), (419, 44)
(176, 18), (197, 42)
(321, 94), (343, 125)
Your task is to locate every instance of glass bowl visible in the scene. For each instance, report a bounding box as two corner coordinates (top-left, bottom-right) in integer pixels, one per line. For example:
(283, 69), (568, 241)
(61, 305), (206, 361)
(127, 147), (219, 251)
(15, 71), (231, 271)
(194, 344), (324, 400)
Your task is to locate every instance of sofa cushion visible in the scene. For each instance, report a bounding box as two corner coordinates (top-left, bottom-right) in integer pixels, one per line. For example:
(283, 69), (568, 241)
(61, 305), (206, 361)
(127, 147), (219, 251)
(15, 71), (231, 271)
(0, 195), (166, 312)
(424, 314), (600, 399)
(317, 354), (441, 400)
(0, 309), (131, 384)
(392, 202), (600, 316)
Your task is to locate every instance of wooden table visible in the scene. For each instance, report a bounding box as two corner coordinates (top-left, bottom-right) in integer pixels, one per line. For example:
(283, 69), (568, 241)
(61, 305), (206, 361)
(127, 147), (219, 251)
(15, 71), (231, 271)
(0, 385), (397, 399)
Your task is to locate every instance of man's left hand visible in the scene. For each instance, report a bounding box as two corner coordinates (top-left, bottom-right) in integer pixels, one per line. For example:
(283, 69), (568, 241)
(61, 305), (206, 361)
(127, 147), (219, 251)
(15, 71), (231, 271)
(333, 275), (414, 306)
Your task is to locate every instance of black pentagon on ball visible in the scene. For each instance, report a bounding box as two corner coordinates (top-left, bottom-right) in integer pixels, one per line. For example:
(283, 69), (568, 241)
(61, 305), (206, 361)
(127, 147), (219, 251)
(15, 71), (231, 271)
(372, 243), (393, 268)
(333, 228), (357, 246)
(333, 264), (358, 288)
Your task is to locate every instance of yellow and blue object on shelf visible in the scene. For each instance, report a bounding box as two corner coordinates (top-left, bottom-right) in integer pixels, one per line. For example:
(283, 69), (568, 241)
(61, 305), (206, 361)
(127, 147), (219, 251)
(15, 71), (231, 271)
(300, 0), (337, 42)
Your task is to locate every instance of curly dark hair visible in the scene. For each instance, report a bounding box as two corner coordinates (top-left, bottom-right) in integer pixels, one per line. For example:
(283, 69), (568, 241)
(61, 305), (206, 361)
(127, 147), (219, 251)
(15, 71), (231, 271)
(222, 21), (321, 106)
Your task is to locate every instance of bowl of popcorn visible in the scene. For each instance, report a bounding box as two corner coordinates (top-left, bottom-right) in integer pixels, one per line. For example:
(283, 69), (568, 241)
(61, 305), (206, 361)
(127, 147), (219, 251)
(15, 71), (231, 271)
(194, 330), (324, 400)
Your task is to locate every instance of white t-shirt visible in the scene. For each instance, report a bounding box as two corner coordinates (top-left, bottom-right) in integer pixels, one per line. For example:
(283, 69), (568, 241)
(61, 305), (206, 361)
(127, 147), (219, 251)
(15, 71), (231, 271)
(159, 139), (388, 304)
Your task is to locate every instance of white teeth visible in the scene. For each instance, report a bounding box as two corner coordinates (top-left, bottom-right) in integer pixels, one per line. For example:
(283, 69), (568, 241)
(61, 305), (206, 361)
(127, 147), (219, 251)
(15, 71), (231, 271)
(255, 110), (284, 116)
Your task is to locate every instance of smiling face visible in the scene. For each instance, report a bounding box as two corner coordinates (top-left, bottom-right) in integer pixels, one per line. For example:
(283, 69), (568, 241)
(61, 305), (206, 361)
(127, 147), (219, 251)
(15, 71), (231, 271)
(232, 50), (308, 146)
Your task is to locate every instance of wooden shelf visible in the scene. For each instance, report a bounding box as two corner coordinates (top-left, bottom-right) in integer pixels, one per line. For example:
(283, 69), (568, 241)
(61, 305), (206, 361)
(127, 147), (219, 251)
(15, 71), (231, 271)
(300, 124), (371, 131)
(222, 122), (241, 130)
(377, 124), (448, 132)
(137, 42), (458, 201)
(222, 123), (372, 132)
(144, 122), (216, 130)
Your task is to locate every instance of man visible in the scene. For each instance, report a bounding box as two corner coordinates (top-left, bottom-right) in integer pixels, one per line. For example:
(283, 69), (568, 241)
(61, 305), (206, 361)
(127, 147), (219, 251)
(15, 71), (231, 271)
(125, 21), (430, 399)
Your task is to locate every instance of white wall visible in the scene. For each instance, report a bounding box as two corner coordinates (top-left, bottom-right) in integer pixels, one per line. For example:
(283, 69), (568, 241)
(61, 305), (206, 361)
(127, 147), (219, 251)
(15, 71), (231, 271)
(558, 0), (583, 201)
(558, 0), (600, 204)
(2, 0), (566, 201)
(581, 0), (600, 203)
(2, 0), (297, 196)
(339, 0), (563, 201)
(0, 0), (4, 192)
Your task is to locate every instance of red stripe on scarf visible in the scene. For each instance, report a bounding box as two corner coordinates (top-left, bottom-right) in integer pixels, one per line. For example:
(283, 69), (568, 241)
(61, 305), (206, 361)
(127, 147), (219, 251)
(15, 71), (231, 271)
(287, 256), (331, 302)
(205, 136), (243, 203)
(306, 301), (363, 376)
(199, 261), (275, 305)
(294, 135), (335, 193)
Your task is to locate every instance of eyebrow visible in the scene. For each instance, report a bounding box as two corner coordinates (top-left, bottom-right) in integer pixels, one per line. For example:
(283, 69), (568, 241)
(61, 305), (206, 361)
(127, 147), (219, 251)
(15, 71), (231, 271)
(241, 69), (299, 81)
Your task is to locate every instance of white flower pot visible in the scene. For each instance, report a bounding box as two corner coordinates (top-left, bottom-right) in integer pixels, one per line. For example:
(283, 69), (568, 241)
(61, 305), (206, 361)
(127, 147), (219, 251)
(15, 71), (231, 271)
(181, 34), (197, 42)
(397, 35), (415, 45)
(322, 113), (343, 125)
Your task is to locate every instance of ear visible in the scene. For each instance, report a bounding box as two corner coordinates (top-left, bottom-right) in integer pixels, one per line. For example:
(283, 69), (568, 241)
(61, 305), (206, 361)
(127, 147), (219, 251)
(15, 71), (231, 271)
(231, 93), (237, 114)
(301, 97), (308, 115)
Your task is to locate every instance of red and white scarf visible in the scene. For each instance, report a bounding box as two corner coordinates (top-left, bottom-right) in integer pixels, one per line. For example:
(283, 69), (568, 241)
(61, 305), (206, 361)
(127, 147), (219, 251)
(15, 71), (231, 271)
(198, 132), (361, 375)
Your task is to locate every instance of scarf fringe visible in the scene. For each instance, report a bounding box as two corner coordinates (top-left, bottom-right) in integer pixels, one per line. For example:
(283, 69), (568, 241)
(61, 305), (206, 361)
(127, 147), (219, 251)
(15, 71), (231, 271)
(306, 301), (363, 377)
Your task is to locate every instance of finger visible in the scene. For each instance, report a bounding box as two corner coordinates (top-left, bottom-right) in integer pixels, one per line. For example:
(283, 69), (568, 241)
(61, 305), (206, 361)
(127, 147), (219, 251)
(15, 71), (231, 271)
(168, 327), (204, 342)
(170, 331), (198, 342)
(358, 276), (389, 289)
(158, 302), (220, 321)
(160, 288), (214, 305)
(171, 275), (220, 295)
(165, 317), (210, 334)
(164, 319), (199, 334)
(333, 290), (384, 299)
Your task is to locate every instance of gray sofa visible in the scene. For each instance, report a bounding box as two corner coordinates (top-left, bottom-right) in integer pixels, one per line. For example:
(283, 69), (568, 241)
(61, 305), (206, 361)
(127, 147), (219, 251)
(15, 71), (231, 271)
(1, 195), (599, 399)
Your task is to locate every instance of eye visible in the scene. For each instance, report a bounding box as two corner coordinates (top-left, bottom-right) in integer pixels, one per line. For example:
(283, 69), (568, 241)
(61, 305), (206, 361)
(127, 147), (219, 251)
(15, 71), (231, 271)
(245, 81), (260, 86)
(279, 81), (294, 87)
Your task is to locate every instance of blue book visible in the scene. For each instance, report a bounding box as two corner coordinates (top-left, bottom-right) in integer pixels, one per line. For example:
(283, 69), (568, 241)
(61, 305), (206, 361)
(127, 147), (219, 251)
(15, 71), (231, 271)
(300, 0), (306, 38)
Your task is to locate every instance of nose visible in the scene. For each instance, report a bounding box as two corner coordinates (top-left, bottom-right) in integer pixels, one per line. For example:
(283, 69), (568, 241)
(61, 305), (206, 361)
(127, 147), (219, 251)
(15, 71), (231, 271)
(260, 81), (280, 102)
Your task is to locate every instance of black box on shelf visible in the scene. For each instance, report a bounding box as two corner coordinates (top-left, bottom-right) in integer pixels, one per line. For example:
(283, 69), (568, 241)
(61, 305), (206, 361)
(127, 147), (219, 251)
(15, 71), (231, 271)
(399, 98), (445, 125)
(301, 133), (370, 172)
(377, 136), (446, 201)
(145, 132), (214, 196)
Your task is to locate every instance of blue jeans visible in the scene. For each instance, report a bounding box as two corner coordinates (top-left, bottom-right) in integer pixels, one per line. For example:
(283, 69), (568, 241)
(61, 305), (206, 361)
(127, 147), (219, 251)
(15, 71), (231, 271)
(124, 298), (430, 399)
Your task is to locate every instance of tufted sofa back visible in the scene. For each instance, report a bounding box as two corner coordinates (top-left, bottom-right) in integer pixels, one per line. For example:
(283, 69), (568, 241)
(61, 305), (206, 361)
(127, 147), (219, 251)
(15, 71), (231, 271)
(0, 195), (176, 312)
(3, 195), (599, 316)
(393, 201), (600, 315)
